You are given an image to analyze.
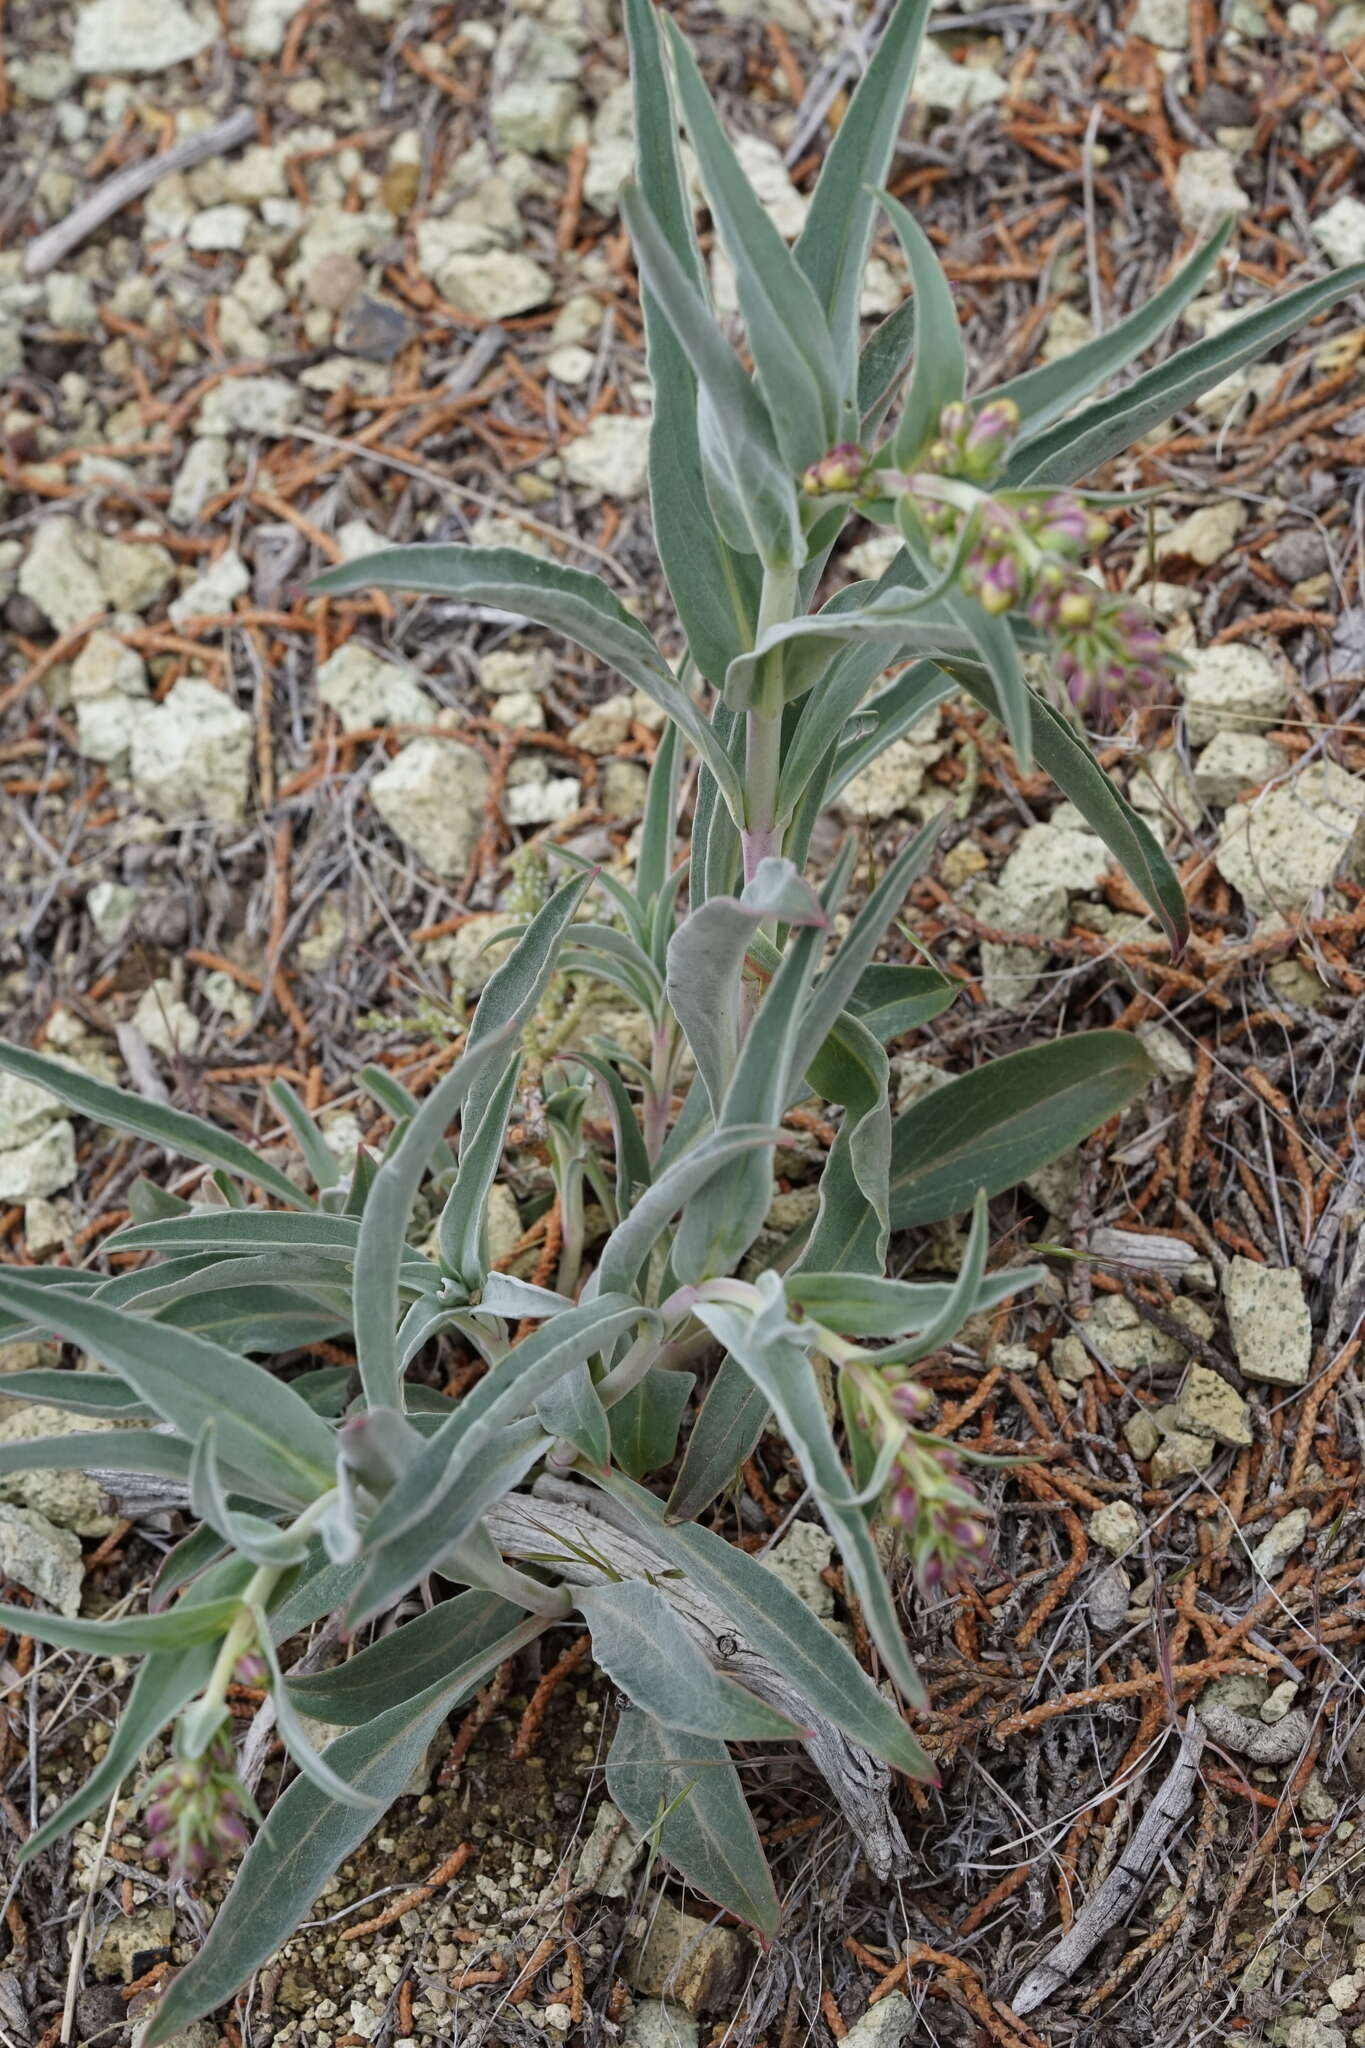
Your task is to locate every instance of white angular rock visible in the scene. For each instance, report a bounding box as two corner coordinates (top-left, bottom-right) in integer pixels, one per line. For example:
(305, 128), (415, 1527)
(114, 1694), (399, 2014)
(1137, 1022), (1196, 1081)
(1313, 194), (1365, 269)
(574, 1800), (644, 1900)
(1249, 1506), (1310, 1580)
(1000, 820), (1109, 897)
(1155, 499), (1246, 567)
(1173, 1364), (1252, 1446)
(168, 548), (250, 625)
(1216, 761), (1365, 915)
(0, 1502), (83, 1615)
(912, 38), (1007, 112)
(317, 644), (435, 732)
(240, 0), (307, 58)
(0, 1122), (77, 1201)
(0, 1072), (62, 1150)
(73, 0), (217, 73)
(130, 676), (254, 824)
(622, 2006), (698, 2048)
(1089, 1501), (1140, 1556)
(1193, 729), (1282, 807)
(563, 415), (652, 498)
(492, 79), (579, 156)
(132, 979), (201, 1057)
(92, 534), (174, 613)
(195, 374), (302, 436)
(169, 436), (230, 526)
(1131, 0), (1191, 45)
(70, 629), (146, 701)
(187, 204), (250, 252)
(370, 737), (490, 877)
(1181, 643), (1288, 746)
(18, 518), (107, 630)
(87, 880), (139, 943)
(503, 761), (582, 825)
(75, 691), (151, 765)
(1224, 1257), (1312, 1386)
(433, 252), (554, 321)
(839, 1992), (917, 2048)
(1175, 149), (1250, 234)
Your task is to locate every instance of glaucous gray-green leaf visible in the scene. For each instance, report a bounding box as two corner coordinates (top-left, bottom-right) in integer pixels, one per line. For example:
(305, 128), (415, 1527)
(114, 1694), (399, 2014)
(0, 1427), (202, 1488)
(848, 962), (958, 1042)
(796, 0), (932, 384)
(883, 190), (965, 470)
(597, 1471), (930, 1775)
(286, 1591), (525, 1725)
(671, 910), (830, 1284)
(859, 292), (917, 435)
(799, 1013), (890, 1275)
(251, 1605), (383, 1810)
(578, 1580), (800, 1741)
(664, 16), (842, 469)
(666, 1355), (769, 1522)
(624, 0), (761, 686)
(0, 1043), (308, 1209)
(476, 1271), (574, 1321)
(610, 1367), (695, 1483)
(620, 182), (802, 572)
(269, 1078), (341, 1192)
(606, 1710), (781, 1934)
(822, 659), (956, 804)
(725, 585), (976, 712)
(0, 1368), (148, 1417)
(143, 1611), (550, 2045)
(0, 1592), (246, 1658)
(694, 1275), (927, 1709)
(573, 1049), (653, 1216)
(666, 857), (826, 1115)
(944, 584), (1032, 772)
(637, 714), (683, 913)
(890, 1030), (1153, 1227)
(314, 547), (744, 814)
(351, 875), (589, 1410)
(789, 1263), (1034, 1337)
(985, 221), (1234, 438)
(0, 1274), (335, 1507)
(189, 1423), (315, 1569)
(536, 1360), (611, 1468)
(437, 1056), (520, 1295)
(1005, 259), (1365, 488)
(591, 1126), (783, 1297)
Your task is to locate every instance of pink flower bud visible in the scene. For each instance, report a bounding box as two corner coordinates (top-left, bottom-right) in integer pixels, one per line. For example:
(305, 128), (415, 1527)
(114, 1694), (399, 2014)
(801, 442), (868, 496)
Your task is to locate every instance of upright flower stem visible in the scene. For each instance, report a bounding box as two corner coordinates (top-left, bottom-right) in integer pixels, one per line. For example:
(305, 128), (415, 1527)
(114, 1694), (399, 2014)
(741, 563), (799, 883)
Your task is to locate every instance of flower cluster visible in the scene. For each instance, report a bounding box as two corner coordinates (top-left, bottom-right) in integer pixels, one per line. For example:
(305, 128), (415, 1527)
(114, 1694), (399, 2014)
(847, 1370), (992, 1597)
(143, 1726), (253, 1881)
(803, 401), (1171, 725)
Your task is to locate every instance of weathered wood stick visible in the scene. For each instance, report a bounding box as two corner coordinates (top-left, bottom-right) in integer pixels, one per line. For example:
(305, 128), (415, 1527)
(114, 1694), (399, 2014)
(1011, 1715), (1207, 2016)
(24, 107), (257, 278)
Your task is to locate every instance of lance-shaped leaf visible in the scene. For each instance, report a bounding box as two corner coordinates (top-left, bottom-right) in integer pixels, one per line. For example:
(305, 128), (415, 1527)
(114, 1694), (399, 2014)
(671, 907), (832, 1284)
(597, 1470), (929, 1776)
(789, 1263), (1035, 1338)
(637, 713), (683, 914)
(946, 584), (1032, 772)
(0, 1368), (149, 1417)
(189, 1424), (317, 1569)
(799, 1013), (891, 1275)
(287, 1591), (525, 1725)
(859, 292), (917, 435)
(0, 1042), (308, 1208)
(889, 1030), (1153, 1228)
(883, 190), (965, 470)
(1004, 259), (1365, 488)
(624, 0), (761, 686)
(143, 1611), (550, 2045)
(313, 546), (745, 815)
(269, 1078), (341, 1192)
(350, 873), (589, 1410)
(606, 1710), (780, 1934)
(0, 1592), (247, 1657)
(985, 222), (1234, 438)
(694, 1275), (926, 1709)
(666, 1355), (769, 1522)
(436, 1056), (520, 1295)
(724, 583), (977, 712)
(848, 962), (958, 1042)
(665, 857), (826, 1115)
(610, 1368), (695, 1483)
(0, 1274), (335, 1507)
(579, 1580), (800, 1741)
(620, 182), (802, 572)
(536, 1360), (611, 1468)
(591, 1125), (784, 1298)
(822, 658), (956, 804)
(664, 16), (842, 469)
(574, 1050), (653, 1217)
(796, 0), (933, 384)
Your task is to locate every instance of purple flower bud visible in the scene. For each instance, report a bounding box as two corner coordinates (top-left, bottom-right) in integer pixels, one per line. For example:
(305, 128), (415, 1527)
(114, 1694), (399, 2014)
(962, 398), (1020, 476)
(938, 400), (971, 446)
(233, 1652), (268, 1688)
(890, 1380), (931, 1420)
(979, 555), (1020, 614)
(1057, 587), (1097, 630)
(801, 442), (868, 496)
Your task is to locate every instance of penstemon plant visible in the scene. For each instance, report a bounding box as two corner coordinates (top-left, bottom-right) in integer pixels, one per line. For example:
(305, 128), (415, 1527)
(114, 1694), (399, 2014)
(2, 2), (1362, 2032)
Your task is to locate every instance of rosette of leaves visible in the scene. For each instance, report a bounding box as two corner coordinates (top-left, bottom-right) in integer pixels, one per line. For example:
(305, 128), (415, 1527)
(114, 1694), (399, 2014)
(1, 0), (1361, 2033)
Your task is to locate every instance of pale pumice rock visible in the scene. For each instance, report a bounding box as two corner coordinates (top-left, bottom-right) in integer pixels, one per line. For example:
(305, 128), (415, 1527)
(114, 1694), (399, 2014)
(316, 644), (436, 732)
(0, 1501), (83, 1614)
(131, 979), (200, 1058)
(1180, 643), (1288, 746)
(1192, 729), (1282, 807)
(72, 0), (217, 73)
(1215, 761), (1365, 915)
(563, 415), (652, 498)
(129, 676), (254, 824)
(369, 736), (491, 877)
(0, 1123), (77, 1201)
(1089, 1501), (1141, 1556)
(18, 517), (108, 631)
(1313, 193), (1365, 268)
(1175, 148), (1251, 234)
(1223, 1257), (1312, 1386)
